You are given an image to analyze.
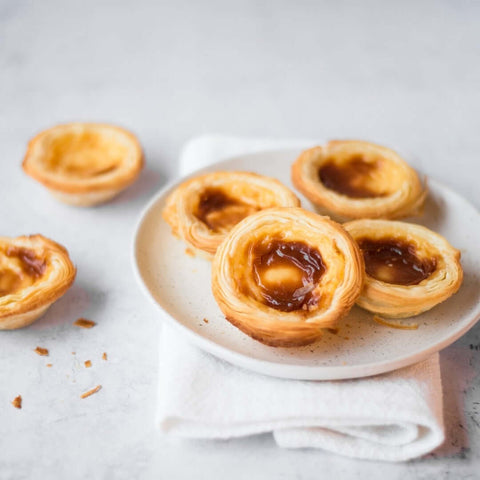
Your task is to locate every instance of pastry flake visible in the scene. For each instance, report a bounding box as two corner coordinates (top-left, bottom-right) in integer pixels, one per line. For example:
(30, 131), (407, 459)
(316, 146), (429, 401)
(34, 346), (49, 356)
(163, 171), (301, 256)
(345, 219), (463, 318)
(291, 140), (427, 220)
(74, 318), (96, 328)
(0, 235), (76, 330)
(23, 123), (144, 206)
(80, 385), (102, 399)
(211, 208), (364, 347)
(12, 395), (22, 409)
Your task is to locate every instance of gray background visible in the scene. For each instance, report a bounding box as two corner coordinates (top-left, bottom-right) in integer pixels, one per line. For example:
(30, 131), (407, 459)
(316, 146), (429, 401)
(0, 1), (479, 478)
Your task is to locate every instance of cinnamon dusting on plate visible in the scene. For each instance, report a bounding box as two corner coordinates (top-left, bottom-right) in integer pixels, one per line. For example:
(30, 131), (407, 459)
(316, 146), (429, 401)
(12, 395), (22, 409)
(102, 352), (107, 361)
(84, 360), (92, 368)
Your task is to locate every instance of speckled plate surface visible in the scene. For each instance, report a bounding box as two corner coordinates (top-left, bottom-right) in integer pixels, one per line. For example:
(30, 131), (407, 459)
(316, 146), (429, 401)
(133, 150), (480, 380)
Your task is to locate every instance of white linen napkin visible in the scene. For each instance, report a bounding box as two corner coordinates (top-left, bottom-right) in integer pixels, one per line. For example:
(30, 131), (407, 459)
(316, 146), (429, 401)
(158, 134), (445, 462)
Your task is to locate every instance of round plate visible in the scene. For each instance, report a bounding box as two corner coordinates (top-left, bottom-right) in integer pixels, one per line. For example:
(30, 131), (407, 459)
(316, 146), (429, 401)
(133, 150), (480, 380)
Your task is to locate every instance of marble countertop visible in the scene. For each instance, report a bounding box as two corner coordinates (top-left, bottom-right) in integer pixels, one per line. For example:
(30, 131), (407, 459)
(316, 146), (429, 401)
(0, 0), (479, 478)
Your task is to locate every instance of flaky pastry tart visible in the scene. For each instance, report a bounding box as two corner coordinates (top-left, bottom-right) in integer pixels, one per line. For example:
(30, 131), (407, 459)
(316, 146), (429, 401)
(344, 219), (463, 318)
(291, 140), (427, 220)
(23, 123), (143, 206)
(212, 208), (364, 347)
(0, 235), (76, 329)
(163, 171), (301, 256)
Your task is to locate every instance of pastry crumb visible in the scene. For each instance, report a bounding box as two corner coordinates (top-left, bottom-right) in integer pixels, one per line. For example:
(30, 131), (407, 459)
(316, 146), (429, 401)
(203, 318), (209, 324)
(12, 395), (22, 409)
(102, 352), (107, 361)
(34, 346), (49, 356)
(84, 360), (92, 368)
(326, 328), (339, 335)
(74, 318), (96, 328)
(80, 385), (102, 399)
(373, 315), (419, 330)
(46, 363), (53, 368)
(185, 247), (195, 257)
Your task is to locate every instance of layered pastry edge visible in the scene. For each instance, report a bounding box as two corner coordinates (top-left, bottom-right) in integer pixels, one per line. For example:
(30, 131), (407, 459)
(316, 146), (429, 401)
(22, 122), (144, 206)
(163, 171), (301, 257)
(344, 219), (463, 318)
(0, 234), (76, 329)
(291, 140), (427, 220)
(211, 207), (364, 347)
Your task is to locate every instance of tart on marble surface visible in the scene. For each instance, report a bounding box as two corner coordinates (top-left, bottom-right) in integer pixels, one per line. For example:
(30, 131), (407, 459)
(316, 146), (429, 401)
(344, 219), (463, 318)
(0, 235), (76, 329)
(291, 140), (427, 220)
(211, 208), (364, 347)
(23, 123), (144, 206)
(163, 171), (301, 257)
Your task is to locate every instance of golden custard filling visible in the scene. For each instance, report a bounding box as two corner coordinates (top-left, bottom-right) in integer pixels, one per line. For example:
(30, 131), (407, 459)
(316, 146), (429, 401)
(318, 153), (404, 199)
(0, 247), (46, 297)
(249, 240), (326, 312)
(194, 188), (259, 233)
(358, 238), (437, 285)
(41, 131), (127, 179)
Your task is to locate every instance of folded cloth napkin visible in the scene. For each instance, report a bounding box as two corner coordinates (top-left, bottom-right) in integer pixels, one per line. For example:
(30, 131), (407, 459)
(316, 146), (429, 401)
(158, 135), (445, 462)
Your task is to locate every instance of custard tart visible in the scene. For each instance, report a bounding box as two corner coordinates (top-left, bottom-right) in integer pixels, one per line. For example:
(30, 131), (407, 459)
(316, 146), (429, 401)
(163, 171), (301, 257)
(212, 208), (364, 347)
(0, 235), (76, 329)
(23, 123), (144, 206)
(344, 219), (463, 318)
(291, 140), (427, 220)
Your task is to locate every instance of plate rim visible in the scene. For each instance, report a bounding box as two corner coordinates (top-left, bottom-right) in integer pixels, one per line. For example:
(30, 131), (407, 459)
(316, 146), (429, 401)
(132, 149), (480, 380)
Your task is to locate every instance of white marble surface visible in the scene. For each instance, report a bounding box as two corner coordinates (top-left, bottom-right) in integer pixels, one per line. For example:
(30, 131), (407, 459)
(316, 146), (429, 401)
(0, 0), (479, 478)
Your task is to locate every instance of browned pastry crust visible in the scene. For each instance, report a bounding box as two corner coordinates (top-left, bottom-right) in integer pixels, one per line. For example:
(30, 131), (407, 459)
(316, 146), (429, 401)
(0, 235), (76, 329)
(212, 208), (364, 347)
(22, 123), (144, 206)
(163, 171), (301, 257)
(291, 140), (427, 220)
(344, 219), (463, 318)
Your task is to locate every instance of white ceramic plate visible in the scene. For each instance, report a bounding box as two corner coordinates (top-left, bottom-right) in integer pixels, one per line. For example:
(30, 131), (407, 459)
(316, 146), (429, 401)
(133, 150), (480, 380)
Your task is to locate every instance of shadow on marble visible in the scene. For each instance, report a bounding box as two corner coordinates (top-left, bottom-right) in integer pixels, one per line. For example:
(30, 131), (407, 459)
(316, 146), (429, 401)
(28, 283), (105, 330)
(110, 165), (166, 206)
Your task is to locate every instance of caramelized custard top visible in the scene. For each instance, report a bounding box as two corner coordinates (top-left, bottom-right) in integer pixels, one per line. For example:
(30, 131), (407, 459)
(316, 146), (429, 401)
(251, 241), (325, 312)
(195, 188), (258, 233)
(319, 156), (386, 198)
(358, 238), (436, 285)
(43, 131), (125, 178)
(0, 247), (46, 296)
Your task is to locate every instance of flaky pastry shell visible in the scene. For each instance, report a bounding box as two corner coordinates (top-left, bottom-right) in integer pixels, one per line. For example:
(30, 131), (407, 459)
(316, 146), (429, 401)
(212, 208), (364, 347)
(163, 171), (301, 257)
(23, 123), (144, 206)
(291, 140), (427, 220)
(344, 219), (463, 318)
(0, 235), (76, 329)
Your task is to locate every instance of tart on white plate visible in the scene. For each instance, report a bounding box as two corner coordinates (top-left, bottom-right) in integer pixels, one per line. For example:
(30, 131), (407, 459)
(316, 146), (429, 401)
(292, 140), (427, 221)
